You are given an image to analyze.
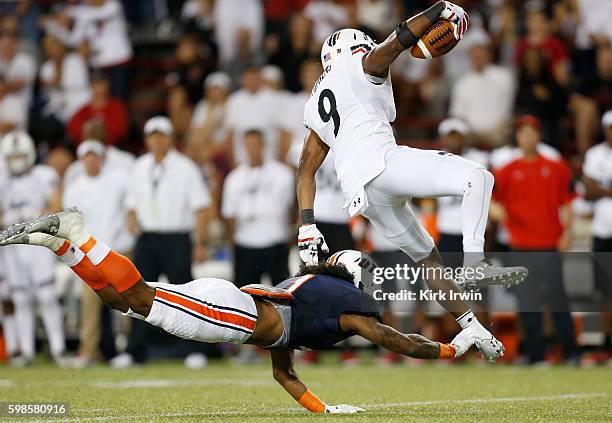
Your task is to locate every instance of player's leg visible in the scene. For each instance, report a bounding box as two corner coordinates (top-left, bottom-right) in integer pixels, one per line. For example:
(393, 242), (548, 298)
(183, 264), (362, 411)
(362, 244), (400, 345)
(369, 147), (493, 259)
(34, 283), (65, 360)
(0, 224), (137, 314)
(52, 235), (153, 317)
(10, 209), (155, 315)
(360, 196), (504, 361)
(4, 246), (36, 362)
(0, 250), (19, 359)
(28, 247), (66, 361)
(135, 279), (258, 344)
(361, 196), (469, 317)
(367, 147), (527, 288)
(1, 298), (19, 359)
(11, 287), (35, 362)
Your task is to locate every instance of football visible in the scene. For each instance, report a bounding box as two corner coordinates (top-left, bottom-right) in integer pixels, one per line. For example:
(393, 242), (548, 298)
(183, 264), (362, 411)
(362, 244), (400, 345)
(410, 19), (458, 59)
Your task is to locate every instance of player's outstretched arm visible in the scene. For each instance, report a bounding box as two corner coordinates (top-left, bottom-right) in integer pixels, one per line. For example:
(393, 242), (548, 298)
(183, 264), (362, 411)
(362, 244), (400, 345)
(363, 1), (468, 78)
(341, 314), (458, 359)
(271, 349), (364, 414)
(296, 130), (330, 264)
(296, 129), (329, 212)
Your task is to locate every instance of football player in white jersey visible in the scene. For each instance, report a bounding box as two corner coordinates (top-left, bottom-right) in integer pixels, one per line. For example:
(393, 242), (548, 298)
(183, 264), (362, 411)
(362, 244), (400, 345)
(0, 131), (66, 365)
(296, 2), (528, 355)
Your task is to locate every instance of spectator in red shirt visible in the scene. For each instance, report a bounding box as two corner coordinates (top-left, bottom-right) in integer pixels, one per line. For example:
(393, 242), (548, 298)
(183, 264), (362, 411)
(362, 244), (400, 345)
(493, 115), (577, 364)
(514, 6), (570, 87)
(67, 72), (128, 147)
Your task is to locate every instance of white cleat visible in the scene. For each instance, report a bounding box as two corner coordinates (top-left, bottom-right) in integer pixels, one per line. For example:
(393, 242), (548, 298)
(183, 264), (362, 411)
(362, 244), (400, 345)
(472, 325), (505, 363)
(0, 224), (64, 250)
(24, 207), (84, 241)
(451, 325), (505, 362)
(461, 258), (528, 290)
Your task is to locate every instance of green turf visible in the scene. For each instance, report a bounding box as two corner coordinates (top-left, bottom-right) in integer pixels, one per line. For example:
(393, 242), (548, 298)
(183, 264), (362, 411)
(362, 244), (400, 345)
(1, 356), (611, 422)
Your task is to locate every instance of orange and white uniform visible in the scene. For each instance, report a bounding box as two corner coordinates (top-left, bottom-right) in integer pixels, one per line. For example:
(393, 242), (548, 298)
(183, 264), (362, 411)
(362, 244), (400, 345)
(144, 278), (258, 344)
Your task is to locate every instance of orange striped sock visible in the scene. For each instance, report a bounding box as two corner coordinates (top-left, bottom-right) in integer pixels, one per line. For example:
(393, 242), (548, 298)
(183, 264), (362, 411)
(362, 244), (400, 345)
(298, 390), (326, 413)
(438, 342), (456, 359)
(55, 241), (109, 291)
(79, 236), (141, 293)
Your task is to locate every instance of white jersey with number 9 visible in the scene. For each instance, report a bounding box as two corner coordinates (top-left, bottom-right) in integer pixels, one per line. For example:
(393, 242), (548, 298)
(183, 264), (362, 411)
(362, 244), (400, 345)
(303, 46), (397, 210)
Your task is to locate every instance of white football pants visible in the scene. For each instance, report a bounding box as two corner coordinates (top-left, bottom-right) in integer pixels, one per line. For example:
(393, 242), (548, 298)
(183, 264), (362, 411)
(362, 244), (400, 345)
(4, 245), (65, 360)
(362, 146), (494, 262)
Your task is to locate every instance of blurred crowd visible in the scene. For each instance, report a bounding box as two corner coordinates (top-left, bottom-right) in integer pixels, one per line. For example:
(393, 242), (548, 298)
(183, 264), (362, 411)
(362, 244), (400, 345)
(0, 0), (611, 368)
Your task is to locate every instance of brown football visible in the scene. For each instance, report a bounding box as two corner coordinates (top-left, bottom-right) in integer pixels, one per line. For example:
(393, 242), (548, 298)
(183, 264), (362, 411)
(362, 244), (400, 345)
(410, 20), (458, 59)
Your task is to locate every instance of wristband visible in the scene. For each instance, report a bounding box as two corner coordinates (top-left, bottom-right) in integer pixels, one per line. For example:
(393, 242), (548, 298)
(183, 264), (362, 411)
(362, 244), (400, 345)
(300, 209), (315, 225)
(438, 342), (456, 358)
(395, 22), (418, 49)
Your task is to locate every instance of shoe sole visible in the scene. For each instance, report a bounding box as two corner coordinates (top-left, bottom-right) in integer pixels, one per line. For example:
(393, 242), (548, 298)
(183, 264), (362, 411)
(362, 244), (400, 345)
(0, 227), (30, 246)
(475, 337), (505, 362)
(462, 267), (529, 290)
(0, 208), (79, 246)
(23, 214), (61, 236)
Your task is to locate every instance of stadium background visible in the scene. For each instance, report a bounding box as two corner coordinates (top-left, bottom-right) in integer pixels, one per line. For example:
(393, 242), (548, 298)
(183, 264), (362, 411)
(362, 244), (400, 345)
(0, 0), (610, 379)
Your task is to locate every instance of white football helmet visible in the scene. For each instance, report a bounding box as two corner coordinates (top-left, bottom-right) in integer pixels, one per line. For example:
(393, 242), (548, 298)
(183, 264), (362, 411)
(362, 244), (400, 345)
(320, 29), (376, 68)
(0, 130), (36, 175)
(327, 249), (378, 296)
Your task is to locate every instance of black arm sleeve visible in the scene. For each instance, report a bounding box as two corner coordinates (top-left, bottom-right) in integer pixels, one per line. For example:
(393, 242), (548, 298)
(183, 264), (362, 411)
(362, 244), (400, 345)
(395, 1), (446, 49)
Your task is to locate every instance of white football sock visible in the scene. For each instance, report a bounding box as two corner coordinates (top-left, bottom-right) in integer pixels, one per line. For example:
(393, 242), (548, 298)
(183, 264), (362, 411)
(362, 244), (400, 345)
(456, 309), (477, 329)
(461, 168), (493, 267)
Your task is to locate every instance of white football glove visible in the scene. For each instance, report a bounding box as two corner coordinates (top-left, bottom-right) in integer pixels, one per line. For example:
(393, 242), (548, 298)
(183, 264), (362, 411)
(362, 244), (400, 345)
(325, 404), (365, 414)
(441, 1), (469, 40)
(298, 224), (329, 265)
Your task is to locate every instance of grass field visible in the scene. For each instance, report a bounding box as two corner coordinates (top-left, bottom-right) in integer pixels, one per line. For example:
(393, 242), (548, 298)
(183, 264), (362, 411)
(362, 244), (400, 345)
(2, 356), (611, 422)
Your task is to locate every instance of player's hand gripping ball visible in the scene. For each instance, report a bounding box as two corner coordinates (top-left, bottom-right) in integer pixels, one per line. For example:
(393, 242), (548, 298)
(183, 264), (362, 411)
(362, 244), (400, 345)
(411, 1), (469, 59)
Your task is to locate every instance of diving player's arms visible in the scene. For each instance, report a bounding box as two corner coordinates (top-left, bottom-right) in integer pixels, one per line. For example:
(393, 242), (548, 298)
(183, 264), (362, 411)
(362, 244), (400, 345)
(271, 350), (364, 414)
(296, 130), (330, 264)
(363, 1), (468, 78)
(340, 314), (471, 359)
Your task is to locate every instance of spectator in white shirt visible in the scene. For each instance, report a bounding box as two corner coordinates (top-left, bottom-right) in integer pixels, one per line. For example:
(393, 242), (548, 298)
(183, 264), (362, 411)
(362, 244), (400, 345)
(0, 17), (36, 133)
(222, 129), (294, 287)
(304, 0), (349, 44)
(225, 67), (282, 166)
(261, 65), (292, 109)
(62, 140), (133, 367)
(39, 35), (91, 126)
(189, 72), (231, 165)
(117, 116), (212, 367)
(63, 119), (134, 187)
(449, 32), (515, 147)
(43, 0), (132, 99)
(582, 110), (612, 358)
(188, 72), (231, 213)
(281, 59), (322, 164)
(213, 0), (263, 66)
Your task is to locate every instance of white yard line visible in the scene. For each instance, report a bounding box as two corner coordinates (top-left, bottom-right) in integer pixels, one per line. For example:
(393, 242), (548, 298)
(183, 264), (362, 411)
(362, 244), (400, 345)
(89, 378), (274, 389)
(363, 392), (611, 409)
(0, 379), (15, 387)
(39, 392), (609, 422)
